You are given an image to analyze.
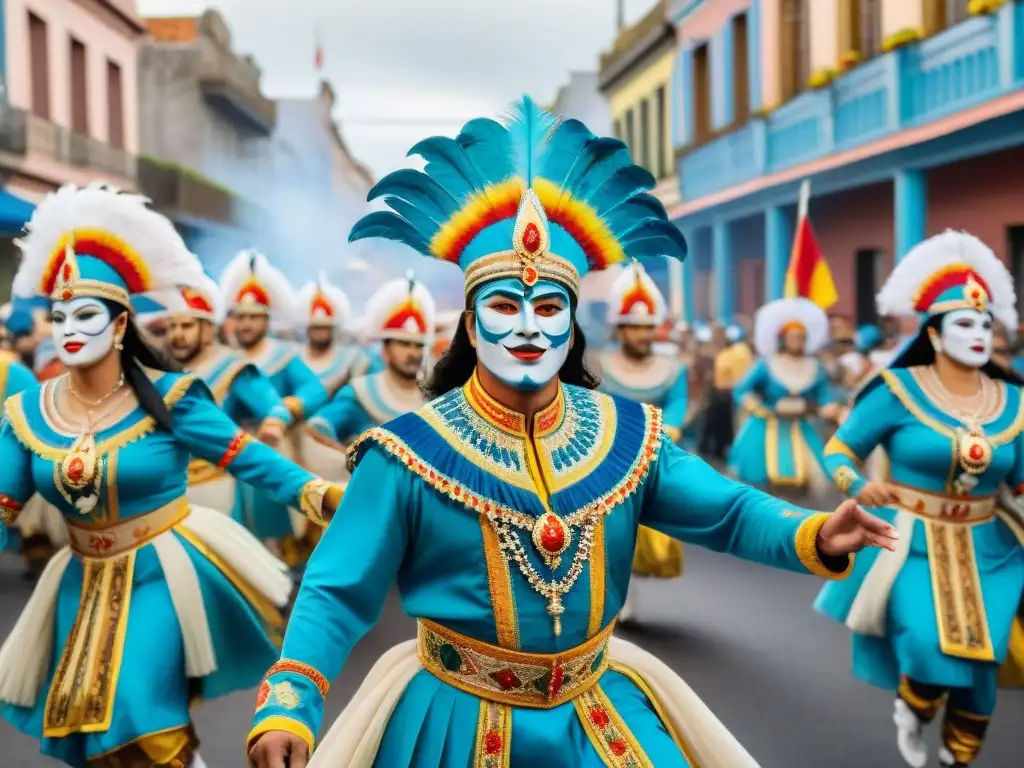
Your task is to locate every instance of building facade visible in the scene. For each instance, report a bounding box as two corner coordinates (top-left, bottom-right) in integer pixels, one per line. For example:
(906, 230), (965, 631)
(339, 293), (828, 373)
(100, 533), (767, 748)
(0, 0), (144, 294)
(670, 0), (1024, 326)
(139, 9), (277, 271)
(550, 71), (612, 134)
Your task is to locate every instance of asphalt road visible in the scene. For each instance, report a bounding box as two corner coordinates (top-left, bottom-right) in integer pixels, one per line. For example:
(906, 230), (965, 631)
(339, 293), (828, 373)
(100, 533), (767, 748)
(1, 520), (1022, 767)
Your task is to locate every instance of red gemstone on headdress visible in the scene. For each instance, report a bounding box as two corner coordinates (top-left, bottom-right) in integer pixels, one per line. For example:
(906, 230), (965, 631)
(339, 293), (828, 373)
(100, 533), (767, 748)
(61, 288), (73, 301)
(62, 263), (72, 281)
(522, 222), (541, 253)
(522, 265), (539, 286)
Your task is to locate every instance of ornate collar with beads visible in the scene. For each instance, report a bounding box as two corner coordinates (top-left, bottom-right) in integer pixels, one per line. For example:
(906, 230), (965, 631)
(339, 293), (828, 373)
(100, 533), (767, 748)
(349, 371), (663, 525)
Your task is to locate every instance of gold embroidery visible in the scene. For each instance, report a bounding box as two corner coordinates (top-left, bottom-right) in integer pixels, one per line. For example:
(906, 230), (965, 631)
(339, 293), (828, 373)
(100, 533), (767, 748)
(924, 521), (994, 661)
(270, 682), (300, 710)
(417, 619), (613, 709)
(574, 684), (653, 767)
(587, 517), (606, 640)
(825, 436), (862, 463)
(479, 516), (520, 649)
(44, 553), (135, 736)
(610, 662), (698, 765)
(473, 700), (512, 768)
(834, 465), (859, 494)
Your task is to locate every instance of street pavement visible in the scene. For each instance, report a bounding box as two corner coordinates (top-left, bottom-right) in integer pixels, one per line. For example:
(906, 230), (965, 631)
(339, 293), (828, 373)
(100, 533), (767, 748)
(1, 518), (1022, 767)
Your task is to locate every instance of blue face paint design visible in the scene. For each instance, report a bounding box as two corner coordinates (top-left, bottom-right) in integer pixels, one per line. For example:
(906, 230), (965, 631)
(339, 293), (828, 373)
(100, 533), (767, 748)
(473, 278), (572, 391)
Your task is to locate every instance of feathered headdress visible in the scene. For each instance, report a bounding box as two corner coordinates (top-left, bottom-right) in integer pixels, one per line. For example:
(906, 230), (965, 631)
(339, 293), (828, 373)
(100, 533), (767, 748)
(753, 298), (830, 357)
(609, 259), (666, 327)
(349, 96), (687, 299)
(364, 271), (436, 344)
(295, 272), (351, 329)
(218, 249), (294, 325)
(876, 230), (1017, 331)
(133, 266), (222, 325)
(13, 183), (196, 310)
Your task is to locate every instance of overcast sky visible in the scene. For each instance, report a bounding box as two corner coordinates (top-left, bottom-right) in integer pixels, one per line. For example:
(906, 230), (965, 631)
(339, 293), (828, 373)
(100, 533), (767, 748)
(138, 0), (660, 178)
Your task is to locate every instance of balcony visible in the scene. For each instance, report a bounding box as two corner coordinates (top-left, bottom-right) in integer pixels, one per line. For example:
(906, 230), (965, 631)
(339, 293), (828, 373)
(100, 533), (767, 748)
(137, 156), (234, 227)
(198, 44), (277, 135)
(25, 114), (137, 180)
(0, 106), (28, 157)
(678, 3), (1023, 204)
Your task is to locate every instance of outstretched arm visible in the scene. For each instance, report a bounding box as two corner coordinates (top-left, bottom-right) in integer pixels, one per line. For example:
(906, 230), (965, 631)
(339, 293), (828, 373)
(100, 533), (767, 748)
(642, 437), (853, 579)
(248, 446), (409, 754)
(171, 378), (338, 524)
(823, 380), (901, 498)
(306, 385), (372, 447)
(281, 357), (329, 423)
(0, 414), (36, 549)
(231, 364), (293, 426)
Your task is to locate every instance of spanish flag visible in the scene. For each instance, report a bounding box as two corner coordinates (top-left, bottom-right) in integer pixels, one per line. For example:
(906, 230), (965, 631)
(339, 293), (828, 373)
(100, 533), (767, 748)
(783, 180), (838, 310)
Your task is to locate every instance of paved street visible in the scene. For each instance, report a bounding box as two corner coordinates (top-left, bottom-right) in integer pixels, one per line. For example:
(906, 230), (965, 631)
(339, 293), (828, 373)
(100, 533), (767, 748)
(1, 539), (1021, 767)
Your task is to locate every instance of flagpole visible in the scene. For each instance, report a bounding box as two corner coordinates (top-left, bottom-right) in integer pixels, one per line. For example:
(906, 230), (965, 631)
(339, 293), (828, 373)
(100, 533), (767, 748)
(797, 179), (811, 221)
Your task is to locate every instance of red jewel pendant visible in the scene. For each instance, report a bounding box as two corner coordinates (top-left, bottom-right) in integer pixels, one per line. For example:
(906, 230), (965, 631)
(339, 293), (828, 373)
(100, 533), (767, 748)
(958, 429), (992, 475)
(521, 264), (539, 287)
(532, 512), (570, 569)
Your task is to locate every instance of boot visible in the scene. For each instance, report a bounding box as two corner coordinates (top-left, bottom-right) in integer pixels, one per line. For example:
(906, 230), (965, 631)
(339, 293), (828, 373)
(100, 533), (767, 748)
(893, 698), (928, 768)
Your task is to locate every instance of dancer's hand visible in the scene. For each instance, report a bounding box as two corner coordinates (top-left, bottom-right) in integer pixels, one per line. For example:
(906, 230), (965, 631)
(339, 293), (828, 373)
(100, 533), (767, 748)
(856, 480), (899, 508)
(257, 418), (285, 446)
(817, 498), (899, 556)
(249, 731), (309, 768)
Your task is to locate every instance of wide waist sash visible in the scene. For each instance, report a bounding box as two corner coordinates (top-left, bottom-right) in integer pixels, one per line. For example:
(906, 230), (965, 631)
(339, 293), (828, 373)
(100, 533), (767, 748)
(417, 618), (614, 709)
(891, 484), (996, 525)
(65, 497), (190, 558)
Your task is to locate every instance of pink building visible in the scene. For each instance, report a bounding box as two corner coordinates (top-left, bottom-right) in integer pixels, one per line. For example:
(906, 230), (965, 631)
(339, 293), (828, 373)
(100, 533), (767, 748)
(2, 0), (144, 202)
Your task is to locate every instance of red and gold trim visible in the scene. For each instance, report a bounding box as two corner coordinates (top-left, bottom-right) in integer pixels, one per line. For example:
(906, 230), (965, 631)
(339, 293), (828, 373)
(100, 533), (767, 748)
(234, 279), (271, 310)
(42, 229), (153, 300)
(574, 684), (653, 767)
(473, 700), (512, 768)
(429, 179), (524, 264)
(913, 265), (990, 314)
(618, 278), (657, 319)
(534, 177), (624, 271)
(465, 371), (564, 436)
(262, 660), (330, 700)
(217, 431), (251, 469)
(382, 298), (428, 335)
(180, 286), (216, 318)
(309, 292), (336, 323)
(418, 619), (613, 709)
(0, 494), (24, 525)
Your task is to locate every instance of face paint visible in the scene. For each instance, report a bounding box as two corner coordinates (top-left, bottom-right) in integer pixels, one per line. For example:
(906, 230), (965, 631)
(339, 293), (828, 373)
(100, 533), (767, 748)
(51, 298), (116, 368)
(474, 278), (572, 391)
(939, 308), (993, 368)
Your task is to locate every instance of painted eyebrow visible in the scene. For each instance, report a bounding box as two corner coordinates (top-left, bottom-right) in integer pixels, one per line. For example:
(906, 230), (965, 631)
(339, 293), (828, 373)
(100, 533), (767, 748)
(530, 291), (568, 303)
(481, 290), (524, 302)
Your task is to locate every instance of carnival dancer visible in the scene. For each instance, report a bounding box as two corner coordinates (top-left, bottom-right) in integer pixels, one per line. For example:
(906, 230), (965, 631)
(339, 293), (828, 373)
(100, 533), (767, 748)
(596, 259), (686, 625)
(247, 97), (896, 768)
(218, 250), (329, 559)
(728, 297), (845, 493)
(136, 272), (295, 513)
(815, 230), (1024, 768)
(306, 273), (433, 452)
(0, 183), (341, 768)
(295, 274), (371, 398)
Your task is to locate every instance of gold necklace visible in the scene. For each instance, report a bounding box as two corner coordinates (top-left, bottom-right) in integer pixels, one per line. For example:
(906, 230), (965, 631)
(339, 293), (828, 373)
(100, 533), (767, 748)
(923, 367), (997, 487)
(67, 372), (126, 407)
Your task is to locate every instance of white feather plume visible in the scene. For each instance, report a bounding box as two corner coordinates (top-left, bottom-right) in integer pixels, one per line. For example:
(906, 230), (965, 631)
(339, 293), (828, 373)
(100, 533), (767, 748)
(753, 297), (830, 357)
(877, 230), (1017, 330)
(294, 272), (351, 329)
(608, 260), (667, 326)
(13, 183), (197, 299)
(364, 274), (436, 343)
(217, 249), (296, 330)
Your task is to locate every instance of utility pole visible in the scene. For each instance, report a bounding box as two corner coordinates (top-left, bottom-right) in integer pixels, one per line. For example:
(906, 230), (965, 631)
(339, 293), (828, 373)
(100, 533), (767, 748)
(617, 0), (626, 32)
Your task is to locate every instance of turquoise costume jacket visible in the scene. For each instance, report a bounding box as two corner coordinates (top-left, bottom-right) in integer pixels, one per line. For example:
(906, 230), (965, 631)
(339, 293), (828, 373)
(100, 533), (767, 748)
(815, 367), (1024, 707)
(729, 356), (838, 488)
(302, 345), (372, 399)
(192, 346), (292, 427)
(242, 338), (329, 539)
(0, 353), (38, 551)
(250, 376), (850, 765)
(597, 351), (687, 440)
(308, 371), (423, 444)
(0, 371), (322, 767)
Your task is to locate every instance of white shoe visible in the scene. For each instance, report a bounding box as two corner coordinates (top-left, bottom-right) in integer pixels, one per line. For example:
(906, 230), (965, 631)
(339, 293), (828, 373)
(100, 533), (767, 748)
(938, 746), (960, 767)
(191, 754), (208, 768)
(893, 699), (928, 768)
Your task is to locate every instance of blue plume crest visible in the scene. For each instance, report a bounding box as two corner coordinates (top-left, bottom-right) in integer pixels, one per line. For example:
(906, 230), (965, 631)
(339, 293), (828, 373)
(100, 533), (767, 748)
(503, 96), (559, 185)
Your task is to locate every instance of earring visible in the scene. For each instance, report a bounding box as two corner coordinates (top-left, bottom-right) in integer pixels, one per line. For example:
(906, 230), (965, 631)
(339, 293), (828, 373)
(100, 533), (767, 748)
(927, 328), (942, 354)
(115, 339), (124, 351)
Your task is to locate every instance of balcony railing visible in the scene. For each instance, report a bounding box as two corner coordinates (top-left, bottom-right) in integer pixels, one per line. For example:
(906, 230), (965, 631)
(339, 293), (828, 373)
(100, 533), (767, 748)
(0, 106), (28, 156)
(678, 3), (1023, 204)
(137, 156), (234, 227)
(198, 44), (277, 134)
(25, 113), (137, 180)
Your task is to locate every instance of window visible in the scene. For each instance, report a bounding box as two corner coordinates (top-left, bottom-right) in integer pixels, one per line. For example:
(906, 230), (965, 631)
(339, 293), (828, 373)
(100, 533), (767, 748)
(70, 38), (88, 135)
(639, 98), (651, 170)
(107, 60), (124, 149)
(655, 85), (668, 178)
(625, 108), (635, 160)
(854, 248), (883, 325)
(732, 13), (750, 124)
(779, 0), (810, 102)
(28, 13), (50, 119)
(692, 42), (711, 143)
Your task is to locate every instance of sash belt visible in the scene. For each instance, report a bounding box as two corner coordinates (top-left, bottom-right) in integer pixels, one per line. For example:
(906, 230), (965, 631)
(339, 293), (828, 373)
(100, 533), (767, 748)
(66, 497), (190, 559)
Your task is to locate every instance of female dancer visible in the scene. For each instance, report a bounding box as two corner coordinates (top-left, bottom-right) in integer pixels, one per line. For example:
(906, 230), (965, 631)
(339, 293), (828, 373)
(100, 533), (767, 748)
(816, 230), (1024, 768)
(729, 297), (845, 491)
(0, 184), (338, 768)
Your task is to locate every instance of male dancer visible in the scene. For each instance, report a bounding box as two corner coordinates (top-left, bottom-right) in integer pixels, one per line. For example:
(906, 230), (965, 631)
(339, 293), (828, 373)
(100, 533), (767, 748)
(596, 260), (687, 624)
(250, 97), (894, 768)
(218, 250), (328, 559)
(295, 274), (371, 398)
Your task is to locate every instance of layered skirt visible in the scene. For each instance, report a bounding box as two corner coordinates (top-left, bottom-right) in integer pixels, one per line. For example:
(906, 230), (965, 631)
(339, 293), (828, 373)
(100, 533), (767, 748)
(0, 505), (291, 767)
(728, 414), (830, 492)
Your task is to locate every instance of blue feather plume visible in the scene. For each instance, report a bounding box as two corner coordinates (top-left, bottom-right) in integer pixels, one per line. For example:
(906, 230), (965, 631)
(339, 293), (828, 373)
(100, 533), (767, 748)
(410, 136), (487, 201)
(348, 211), (430, 253)
(504, 96), (558, 184)
(456, 118), (514, 182)
(367, 169), (459, 222)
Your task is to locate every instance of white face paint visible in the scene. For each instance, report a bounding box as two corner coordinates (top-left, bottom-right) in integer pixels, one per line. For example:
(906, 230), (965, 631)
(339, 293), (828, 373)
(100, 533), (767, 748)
(51, 298), (116, 368)
(473, 278), (573, 392)
(939, 308), (993, 368)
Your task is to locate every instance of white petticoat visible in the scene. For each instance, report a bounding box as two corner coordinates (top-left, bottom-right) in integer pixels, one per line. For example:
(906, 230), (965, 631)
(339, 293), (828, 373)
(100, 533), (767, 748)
(0, 505), (291, 708)
(309, 636), (760, 768)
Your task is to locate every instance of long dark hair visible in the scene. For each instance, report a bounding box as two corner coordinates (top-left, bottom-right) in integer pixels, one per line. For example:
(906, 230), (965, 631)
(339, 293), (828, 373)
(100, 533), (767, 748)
(101, 299), (180, 432)
(424, 310), (600, 398)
